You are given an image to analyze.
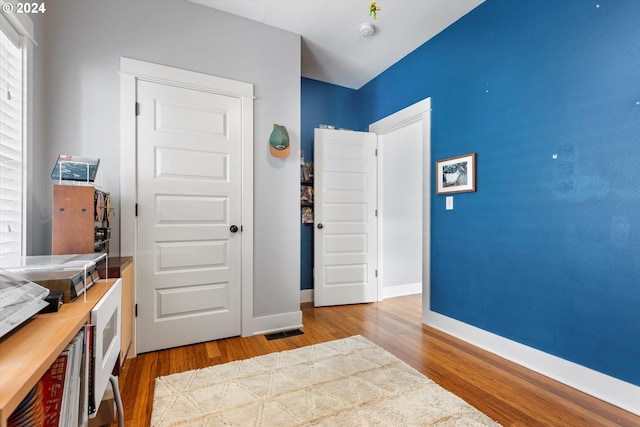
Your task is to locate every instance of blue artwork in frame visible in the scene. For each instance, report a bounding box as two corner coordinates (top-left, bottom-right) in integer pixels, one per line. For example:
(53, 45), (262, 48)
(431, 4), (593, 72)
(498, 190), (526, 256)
(436, 153), (476, 194)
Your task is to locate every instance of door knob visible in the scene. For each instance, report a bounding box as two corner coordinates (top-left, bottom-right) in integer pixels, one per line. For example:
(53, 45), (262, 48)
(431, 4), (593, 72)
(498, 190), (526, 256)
(317, 223), (323, 229)
(230, 225), (239, 233)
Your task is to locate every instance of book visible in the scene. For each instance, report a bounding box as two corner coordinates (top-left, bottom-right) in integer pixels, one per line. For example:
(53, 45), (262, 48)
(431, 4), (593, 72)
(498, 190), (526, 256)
(59, 329), (85, 426)
(87, 323), (97, 415)
(8, 328), (89, 426)
(7, 382), (44, 427)
(41, 352), (68, 427)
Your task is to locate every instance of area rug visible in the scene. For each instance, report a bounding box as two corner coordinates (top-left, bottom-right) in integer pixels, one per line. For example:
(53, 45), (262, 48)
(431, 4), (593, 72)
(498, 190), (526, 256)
(151, 335), (502, 426)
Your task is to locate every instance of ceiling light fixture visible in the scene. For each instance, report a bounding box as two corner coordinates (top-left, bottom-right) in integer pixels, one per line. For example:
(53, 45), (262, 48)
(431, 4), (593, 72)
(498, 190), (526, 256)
(359, 22), (375, 37)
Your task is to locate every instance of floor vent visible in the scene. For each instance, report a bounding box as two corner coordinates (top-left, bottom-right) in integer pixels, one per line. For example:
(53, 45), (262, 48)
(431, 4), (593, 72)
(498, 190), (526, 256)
(265, 329), (304, 340)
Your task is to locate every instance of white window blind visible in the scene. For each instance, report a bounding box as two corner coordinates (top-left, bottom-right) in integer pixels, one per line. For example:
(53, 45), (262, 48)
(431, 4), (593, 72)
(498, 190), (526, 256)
(0, 28), (24, 258)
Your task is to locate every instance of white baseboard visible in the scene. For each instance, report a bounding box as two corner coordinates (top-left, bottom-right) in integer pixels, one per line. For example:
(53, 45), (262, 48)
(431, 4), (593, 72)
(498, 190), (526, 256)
(301, 286), (421, 303)
(423, 310), (640, 416)
(252, 310), (303, 336)
(300, 289), (314, 303)
(382, 282), (422, 299)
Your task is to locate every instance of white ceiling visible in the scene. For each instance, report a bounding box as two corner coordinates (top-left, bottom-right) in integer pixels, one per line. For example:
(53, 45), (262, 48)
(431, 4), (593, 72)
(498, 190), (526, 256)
(190, 0), (484, 89)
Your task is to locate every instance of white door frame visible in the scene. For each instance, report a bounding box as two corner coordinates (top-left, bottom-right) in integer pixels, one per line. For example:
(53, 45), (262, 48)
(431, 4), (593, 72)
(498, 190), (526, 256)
(369, 98), (431, 304)
(119, 58), (255, 352)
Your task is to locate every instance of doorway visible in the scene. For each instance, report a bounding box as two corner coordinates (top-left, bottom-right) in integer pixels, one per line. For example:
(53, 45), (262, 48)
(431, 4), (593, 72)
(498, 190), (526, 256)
(370, 98), (431, 301)
(312, 98), (431, 305)
(119, 58), (255, 354)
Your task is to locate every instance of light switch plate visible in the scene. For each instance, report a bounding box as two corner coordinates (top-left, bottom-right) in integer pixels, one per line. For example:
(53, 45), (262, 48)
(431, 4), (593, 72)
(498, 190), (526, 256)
(446, 196), (454, 210)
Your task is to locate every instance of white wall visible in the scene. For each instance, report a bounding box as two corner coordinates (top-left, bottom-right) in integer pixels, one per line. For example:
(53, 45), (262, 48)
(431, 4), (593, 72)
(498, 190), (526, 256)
(34, 0), (301, 323)
(380, 121), (423, 297)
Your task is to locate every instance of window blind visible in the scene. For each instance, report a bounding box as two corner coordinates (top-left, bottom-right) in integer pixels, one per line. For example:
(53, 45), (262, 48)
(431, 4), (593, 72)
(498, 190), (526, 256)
(0, 28), (23, 258)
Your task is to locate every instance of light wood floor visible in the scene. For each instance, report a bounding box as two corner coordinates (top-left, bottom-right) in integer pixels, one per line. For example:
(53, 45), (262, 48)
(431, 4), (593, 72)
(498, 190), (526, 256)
(116, 294), (639, 426)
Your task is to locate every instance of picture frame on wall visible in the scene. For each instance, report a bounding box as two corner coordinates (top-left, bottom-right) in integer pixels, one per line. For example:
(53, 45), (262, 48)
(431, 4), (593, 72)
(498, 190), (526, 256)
(436, 153), (476, 194)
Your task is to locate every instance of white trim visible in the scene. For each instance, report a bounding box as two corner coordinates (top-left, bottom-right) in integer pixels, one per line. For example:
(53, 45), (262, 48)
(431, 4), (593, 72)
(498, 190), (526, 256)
(300, 289), (313, 303)
(119, 58), (255, 348)
(0, 1), (35, 44)
(382, 282), (422, 299)
(120, 57), (253, 99)
(252, 311), (303, 336)
(119, 72), (136, 257)
(119, 70), (137, 354)
(21, 35), (32, 257)
(240, 95), (254, 337)
(375, 133), (384, 302)
(370, 98), (433, 134)
(424, 310), (640, 416)
(0, 12), (20, 46)
(369, 98), (431, 303)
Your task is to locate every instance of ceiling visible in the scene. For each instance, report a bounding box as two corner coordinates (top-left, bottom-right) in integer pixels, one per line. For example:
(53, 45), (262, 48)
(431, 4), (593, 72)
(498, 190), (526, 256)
(190, 0), (484, 89)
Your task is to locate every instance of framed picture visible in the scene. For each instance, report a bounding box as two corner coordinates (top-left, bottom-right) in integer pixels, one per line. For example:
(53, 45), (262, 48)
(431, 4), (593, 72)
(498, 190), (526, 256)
(436, 153), (476, 194)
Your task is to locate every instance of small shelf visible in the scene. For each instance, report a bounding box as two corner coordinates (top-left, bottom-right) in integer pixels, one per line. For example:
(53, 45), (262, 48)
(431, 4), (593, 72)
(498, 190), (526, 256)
(301, 180), (313, 207)
(300, 169), (314, 223)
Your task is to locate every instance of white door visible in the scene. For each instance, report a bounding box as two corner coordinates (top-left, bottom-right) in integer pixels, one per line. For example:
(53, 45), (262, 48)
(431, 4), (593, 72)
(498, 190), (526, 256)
(314, 129), (378, 307)
(136, 80), (242, 353)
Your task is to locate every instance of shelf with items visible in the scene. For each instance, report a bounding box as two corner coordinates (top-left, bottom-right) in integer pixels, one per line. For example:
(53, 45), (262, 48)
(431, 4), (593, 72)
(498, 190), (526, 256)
(300, 154), (314, 224)
(301, 193), (314, 224)
(0, 275), (123, 427)
(300, 180), (314, 224)
(301, 158), (313, 182)
(52, 185), (113, 255)
(301, 206), (314, 224)
(93, 187), (113, 253)
(300, 183), (313, 205)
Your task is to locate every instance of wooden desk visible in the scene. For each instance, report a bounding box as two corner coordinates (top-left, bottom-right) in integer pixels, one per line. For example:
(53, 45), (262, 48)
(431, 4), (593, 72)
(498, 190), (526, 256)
(0, 278), (119, 427)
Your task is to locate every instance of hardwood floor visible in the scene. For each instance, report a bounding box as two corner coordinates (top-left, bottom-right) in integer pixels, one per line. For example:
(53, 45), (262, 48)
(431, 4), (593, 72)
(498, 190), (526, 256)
(115, 295), (639, 426)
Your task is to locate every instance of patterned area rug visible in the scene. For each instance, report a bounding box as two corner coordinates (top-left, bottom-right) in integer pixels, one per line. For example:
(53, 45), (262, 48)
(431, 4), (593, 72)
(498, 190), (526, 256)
(151, 335), (502, 426)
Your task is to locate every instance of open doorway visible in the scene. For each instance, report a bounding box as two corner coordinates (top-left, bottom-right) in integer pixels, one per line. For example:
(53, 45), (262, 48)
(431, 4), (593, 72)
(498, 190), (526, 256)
(309, 98), (431, 306)
(370, 98), (431, 302)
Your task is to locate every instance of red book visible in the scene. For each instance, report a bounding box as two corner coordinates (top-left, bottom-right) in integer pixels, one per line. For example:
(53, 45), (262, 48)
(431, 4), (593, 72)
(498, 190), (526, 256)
(40, 352), (69, 427)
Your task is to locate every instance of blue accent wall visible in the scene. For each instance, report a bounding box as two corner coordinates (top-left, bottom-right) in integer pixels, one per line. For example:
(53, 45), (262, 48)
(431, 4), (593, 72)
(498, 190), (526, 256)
(300, 78), (358, 289)
(354, 0), (640, 386)
(302, 0), (640, 387)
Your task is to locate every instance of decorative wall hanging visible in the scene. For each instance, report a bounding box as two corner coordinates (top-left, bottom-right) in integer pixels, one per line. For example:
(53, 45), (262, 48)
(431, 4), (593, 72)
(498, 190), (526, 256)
(436, 153), (477, 194)
(269, 124), (290, 158)
(370, 1), (380, 20)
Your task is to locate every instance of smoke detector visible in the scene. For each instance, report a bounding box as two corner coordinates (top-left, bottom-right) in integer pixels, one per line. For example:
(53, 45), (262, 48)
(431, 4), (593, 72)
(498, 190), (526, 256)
(359, 23), (375, 37)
